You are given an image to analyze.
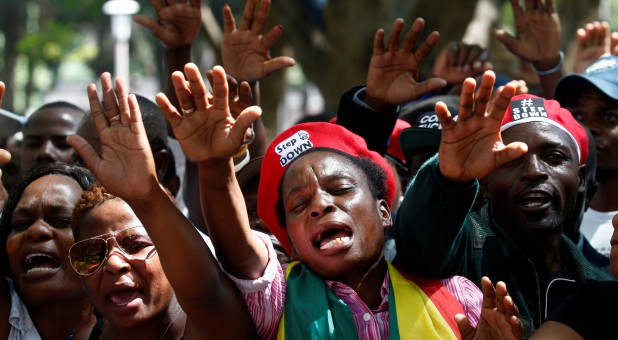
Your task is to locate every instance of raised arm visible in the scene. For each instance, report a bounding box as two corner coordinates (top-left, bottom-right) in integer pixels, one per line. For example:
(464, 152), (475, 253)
(221, 0), (295, 157)
(155, 64), (267, 279)
(221, 0), (296, 82)
(393, 72), (522, 276)
(337, 18), (447, 155)
(573, 21), (612, 73)
(67, 73), (255, 338)
(494, 0), (562, 98)
(134, 0), (202, 113)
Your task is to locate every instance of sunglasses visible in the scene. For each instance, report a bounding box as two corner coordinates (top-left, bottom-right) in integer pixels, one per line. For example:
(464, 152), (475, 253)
(68, 226), (157, 276)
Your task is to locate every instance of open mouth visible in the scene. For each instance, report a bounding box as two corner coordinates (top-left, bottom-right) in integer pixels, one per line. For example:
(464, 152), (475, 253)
(314, 228), (353, 250)
(108, 289), (141, 307)
(519, 191), (551, 208)
(22, 253), (60, 274)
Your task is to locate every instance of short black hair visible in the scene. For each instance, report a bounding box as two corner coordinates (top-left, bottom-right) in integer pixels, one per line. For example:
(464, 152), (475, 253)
(0, 163), (95, 277)
(275, 148), (388, 228)
(25, 101), (86, 128)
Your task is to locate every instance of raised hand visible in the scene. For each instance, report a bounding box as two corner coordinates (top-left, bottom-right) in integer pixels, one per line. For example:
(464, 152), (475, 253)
(67, 73), (157, 201)
(494, 0), (561, 71)
(432, 41), (493, 86)
(221, 0), (296, 82)
(365, 18), (447, 111)
(456, 277), (523, 340)
(436, 71), (527, 182)
(574, 21), (612, 73)
(155, 63), (261, 162)
(134, 0), (202, 48)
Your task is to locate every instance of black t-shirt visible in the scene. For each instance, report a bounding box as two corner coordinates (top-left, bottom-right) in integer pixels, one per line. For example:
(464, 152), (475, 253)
(547, 279), (618, 339)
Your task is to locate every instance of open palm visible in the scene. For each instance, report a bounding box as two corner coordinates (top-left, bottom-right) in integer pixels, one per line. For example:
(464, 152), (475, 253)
(67, 73), (157, 201)
(156, 64), (261, 162)
(221, 0), (295, 81)
(436, 71), (527, 182)
(134, 0), (202, 48)
(366, 18), (446, 106)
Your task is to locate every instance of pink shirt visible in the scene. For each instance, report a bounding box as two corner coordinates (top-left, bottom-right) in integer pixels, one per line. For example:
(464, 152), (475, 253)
(229, 232), (481, 339)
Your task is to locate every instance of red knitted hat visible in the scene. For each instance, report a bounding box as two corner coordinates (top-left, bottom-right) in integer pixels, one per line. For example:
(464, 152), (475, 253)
(501, 94), (588, 165)
(257, 122), (397, 255)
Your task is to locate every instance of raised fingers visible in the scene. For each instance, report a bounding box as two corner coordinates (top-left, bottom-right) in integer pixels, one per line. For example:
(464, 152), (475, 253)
(387, 19), (405, 53)
(434, 101), (457, 131)
(261, 25), (284, 50)
(457, 77), (477, 120)
(127, 94), (144, 134)
(87, 83), (109, 134)
(251, 0), (271, 35)
(222, 3), (237, 34)
(210, 65), (230, 112)
(155, 92), (183, 130)
(114, 77), (131, 126)
(238, 0), (258, 31)
(488, 81), (517, 122)
(100, 73), (120, 122)
(481, 276), (498, 310)
(373, 28), (386, 56)
(403, 18), (424, 53)
(473, 71), (496, 116)
(414, 31), (440, 65)
(184, 63), (209, 112)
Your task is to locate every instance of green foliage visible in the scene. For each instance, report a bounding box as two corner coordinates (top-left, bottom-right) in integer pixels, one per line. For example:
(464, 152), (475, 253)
(16, 20), (77, 64)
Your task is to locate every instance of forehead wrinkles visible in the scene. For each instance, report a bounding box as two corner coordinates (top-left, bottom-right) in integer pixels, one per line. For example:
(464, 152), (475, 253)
(17, 176), (81, 210)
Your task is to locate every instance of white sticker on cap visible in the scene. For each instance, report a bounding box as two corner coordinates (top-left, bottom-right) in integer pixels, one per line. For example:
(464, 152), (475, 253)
(275, 130), (313, 167)
(510, 98), (548, 120)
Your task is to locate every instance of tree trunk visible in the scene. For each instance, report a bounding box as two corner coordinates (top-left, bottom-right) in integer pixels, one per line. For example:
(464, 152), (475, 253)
(0, 0), (27, 113)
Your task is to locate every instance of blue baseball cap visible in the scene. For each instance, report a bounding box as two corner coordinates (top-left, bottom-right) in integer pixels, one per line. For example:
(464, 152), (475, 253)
(555, 56), (618, 106)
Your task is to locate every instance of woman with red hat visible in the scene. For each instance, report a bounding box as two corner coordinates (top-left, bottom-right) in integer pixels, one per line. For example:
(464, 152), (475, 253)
(148, 58), (529, 338)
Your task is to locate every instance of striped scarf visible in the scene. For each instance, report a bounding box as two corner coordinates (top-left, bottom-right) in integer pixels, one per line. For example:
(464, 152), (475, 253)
(277, 261), (463, 339)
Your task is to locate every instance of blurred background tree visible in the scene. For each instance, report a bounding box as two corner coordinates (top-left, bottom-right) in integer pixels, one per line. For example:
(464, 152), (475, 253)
(0, 0), (612, 136)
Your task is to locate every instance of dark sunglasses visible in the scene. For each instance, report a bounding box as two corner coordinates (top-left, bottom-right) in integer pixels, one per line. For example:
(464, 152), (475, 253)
(68, 226), (156, 276)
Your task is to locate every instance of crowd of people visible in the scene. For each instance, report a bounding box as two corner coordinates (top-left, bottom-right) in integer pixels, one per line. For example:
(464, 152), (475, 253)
(0, 0), (617, 338)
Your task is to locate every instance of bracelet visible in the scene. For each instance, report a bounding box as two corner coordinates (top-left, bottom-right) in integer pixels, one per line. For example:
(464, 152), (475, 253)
(233, 143), (249, 160)
(534, 50), (564, 76)
(234, 149), (251, 172)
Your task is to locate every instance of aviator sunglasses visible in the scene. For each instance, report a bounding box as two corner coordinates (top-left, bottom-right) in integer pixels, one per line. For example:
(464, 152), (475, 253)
(68, 226), (157, 276)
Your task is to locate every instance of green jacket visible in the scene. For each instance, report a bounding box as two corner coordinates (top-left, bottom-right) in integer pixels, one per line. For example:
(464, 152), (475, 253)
(393, 155), (612, 338)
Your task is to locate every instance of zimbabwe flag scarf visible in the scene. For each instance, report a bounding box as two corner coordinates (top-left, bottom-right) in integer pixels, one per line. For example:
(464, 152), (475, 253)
(277, 261), (463, 339)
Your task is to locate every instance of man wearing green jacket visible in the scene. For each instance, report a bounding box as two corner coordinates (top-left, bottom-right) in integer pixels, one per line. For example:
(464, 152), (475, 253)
(393, 71), (612, 338)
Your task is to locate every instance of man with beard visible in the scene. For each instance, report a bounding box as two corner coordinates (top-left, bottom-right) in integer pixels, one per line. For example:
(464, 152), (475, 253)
(554, 56), (618, 260)
(392, 71), (611, 338)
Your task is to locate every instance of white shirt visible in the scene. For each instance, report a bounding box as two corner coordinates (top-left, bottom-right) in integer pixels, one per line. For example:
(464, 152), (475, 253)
(6, 277), (41, 340)
(580, 208), (617, 258)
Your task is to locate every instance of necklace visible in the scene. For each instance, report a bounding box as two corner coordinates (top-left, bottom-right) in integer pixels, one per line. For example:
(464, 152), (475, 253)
(160, 303), (182, 340)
